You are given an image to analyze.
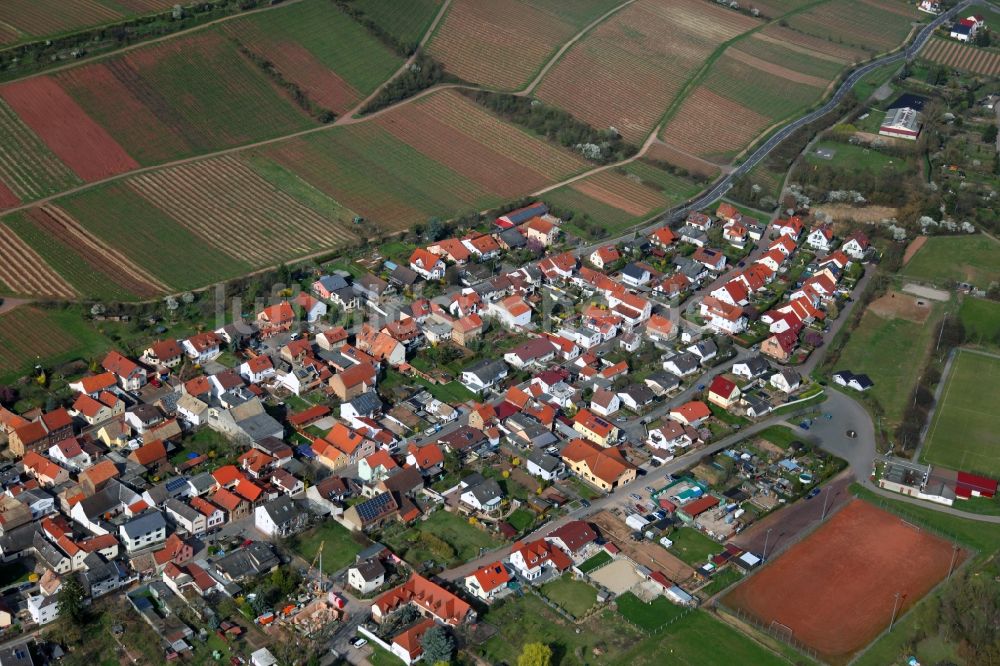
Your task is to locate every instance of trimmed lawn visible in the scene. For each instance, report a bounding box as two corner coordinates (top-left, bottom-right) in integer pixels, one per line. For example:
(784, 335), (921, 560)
(668, 527), (720, 567)
(921, 349), (1000, 478)
(959, 296), (1000, 346)
(568, 476), (602, 500)
(699, 566), (745, 597)
(805, 141), (908, 174)
(835, 300), (944, 427)
(506, 508), (535, 533)
(616, 592), (687, 632)
(291, 520), (366, 574)
(902, 234), (1000, 289)
(578, 550), (612, 574)
(757, 425), (799, 449)
(539, 575), (597, 618)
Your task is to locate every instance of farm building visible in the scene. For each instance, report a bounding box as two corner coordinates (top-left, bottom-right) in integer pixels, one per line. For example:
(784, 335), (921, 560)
(879, 107), (921, 140)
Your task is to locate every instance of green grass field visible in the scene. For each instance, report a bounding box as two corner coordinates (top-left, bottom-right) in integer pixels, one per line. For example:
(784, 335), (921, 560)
(757, 425), (800, 450)
(668, 527), (720, 566)
(540, 575), (597, 618)
(902, 235), (1000, 289)
(959, 296), (1000, 345)
(481, 592), (788, 666)
(243, 154), (359, 225)
(291, 520), (366, 574)
(350, 0), (442, 48)
(58, 182), (252, 291)
(805, 141), (910, 174)
(921, 349), (1000, 477)
(699, 566), (745, 597)
(1, 211), (139, 301)
(735, 38), (845, 81)
(616, 592), (687, 632)
(836, 300), (944, 427)
(506, 508), (535, 533)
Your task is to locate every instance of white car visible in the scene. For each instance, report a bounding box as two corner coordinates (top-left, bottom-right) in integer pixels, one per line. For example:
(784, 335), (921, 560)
(351, 638), (368, 649)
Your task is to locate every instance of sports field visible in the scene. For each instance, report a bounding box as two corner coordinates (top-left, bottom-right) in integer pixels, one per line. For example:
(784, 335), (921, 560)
(959, 296), (1000, 345)
(922, 349), (1000, 477)
(723, 500), (963, 664)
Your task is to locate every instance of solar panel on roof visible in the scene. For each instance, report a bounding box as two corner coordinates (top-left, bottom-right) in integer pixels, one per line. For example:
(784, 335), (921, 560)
(166, 477), (189, 492)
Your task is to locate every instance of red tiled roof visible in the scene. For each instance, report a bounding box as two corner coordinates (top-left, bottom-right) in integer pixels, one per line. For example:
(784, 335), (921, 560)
(471, 561), (510, 593)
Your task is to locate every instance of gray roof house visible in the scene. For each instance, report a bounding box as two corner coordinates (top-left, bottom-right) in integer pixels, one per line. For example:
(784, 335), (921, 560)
(461, 359), (509, 393)
(663, 352), (700, 377)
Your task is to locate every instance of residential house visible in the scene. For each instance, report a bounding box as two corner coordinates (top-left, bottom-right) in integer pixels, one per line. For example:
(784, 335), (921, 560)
(663, 351), (699, 377)
(355, 273), (390, 304)
(255, 496), (307, 537)
(257, 302), (296, 335)
(692, 247), (726, 272)
(761, 330), (798, 362)
(464, 561), (510, 602)
(119, 511), (167, 553)
(372, 573), (474, 626)
(71, 392), (123, 426)
(773, 216), (803, 240)
(648, 226), (677, 249)
(343, 492), (400, 531)
(806, 224), (835, 252)
(590, 389), (620, 418)
(732, 356), (770, 380)
(621, 263), (652, 287)
(525, 450), (563, 481)
(102, 351), (147, 390)
(589, 245), (620, 269)
(358, 450), (398, 483)
(572, 409), (618, 447)
(142, 339), (184, 370)
(329, 362), (378, 401)
(407, 443), (445, 477)
(669, 401), (711, 427)
(312, 275), (356, 311)
(461, 359), (508, 394)
(488, 294), (533, 329)
(68, 372), (117, 398)
(618, 384), (655, 412)
(348, 558), (386, 594)
(459, 474), (503, 514)
(508, 539), (572, 581)
(22, 452), (69, 487)
(707, 375), (740, 409)
(645, 371), (680, 396)
(842, 231), (870, 260)
(503, 338), (556, 369)
(240, 354), (275, 384)
(561, 438), (636, 492)
(183, 332), (222, 363)
(164, 498), (206, 536)
(409, 248), (446, 281)
(699, 296), (747, 334)
(522, 216), (559, 247)
(546, 520), (598, 557)
(770, 368), (802, 393)
(48, 437), (91, 472)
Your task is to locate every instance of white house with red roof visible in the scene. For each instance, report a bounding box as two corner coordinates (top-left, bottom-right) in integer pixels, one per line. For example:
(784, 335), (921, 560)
(508, 538), (572, 581)
(488, 294), (533, 329)
(182, 332), (222, 363)
(102, 351), (147, 390)
(773, 216), (804, 240)
(707, 375), (740, 409)
(408, 248), (445, 281)
(711, 279), (750, 307)
(293, 292), (327, 323)
(806, 224), (835, 252)
(240, 354), (275, 384)
(545, 520), (599, 558)
(464, 561), (511, 602)
(589, 245), (621, 269)
(699, 297), (748, 334)
(649, 226), (677, 248)
(841, 231), (870, 260)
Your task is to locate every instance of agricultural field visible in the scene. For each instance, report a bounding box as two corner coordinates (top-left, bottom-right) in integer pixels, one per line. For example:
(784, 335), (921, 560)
(426, 0), (623, 90)
(255, 88), (587, 234)
(644, 141), (722, 179)
(0, 0), (137, 42)
(0, 223), (77, 298)
(375, 90), (587, 196)
(123, 155), (361, 267)
(785, 0), (919, 54)
(221, 0), (402, 115)
(723, 500), (962, 664)
(0, 77), (138, 182)
(901, 234), (1000, 288)
(58, 182), (253, 291)
(835, 292), (944, 428)
(3, 206), (165, 301)
(49, 30), (315, 166)
(544, 159), (703, 238)
(661, 43), (833, 161)
(920, 37), (1000, 77)
(349, 0), (443, 48)
(0, 98), (81, 207)
(921, 349), (1000, 477)
(534, 0), (761, 144)
(0, 307), (95, 379)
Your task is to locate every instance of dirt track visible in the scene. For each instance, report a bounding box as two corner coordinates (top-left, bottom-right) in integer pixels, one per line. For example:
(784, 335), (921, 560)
(723, 500), (963, 664)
